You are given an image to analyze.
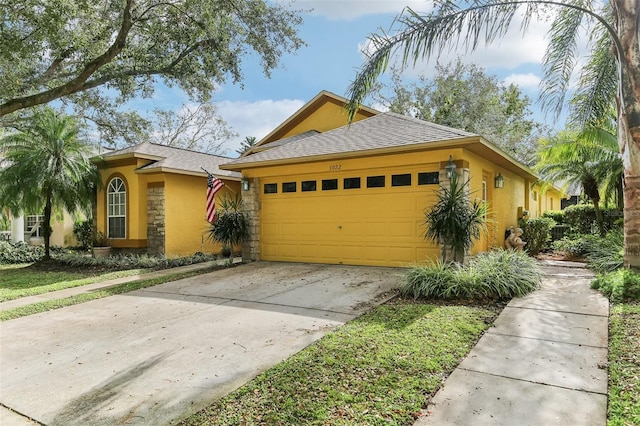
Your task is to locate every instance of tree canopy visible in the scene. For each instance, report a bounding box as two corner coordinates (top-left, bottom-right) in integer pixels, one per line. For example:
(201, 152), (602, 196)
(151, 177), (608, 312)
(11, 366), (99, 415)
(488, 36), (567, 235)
(0, 0), (304, 144)
(372, 60), (544, 165)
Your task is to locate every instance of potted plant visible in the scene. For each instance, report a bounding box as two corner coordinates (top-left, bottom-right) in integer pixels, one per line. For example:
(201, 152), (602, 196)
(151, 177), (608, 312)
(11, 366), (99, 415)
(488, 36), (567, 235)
(92, 231), (111, 258)
(206, 195), (249, 258)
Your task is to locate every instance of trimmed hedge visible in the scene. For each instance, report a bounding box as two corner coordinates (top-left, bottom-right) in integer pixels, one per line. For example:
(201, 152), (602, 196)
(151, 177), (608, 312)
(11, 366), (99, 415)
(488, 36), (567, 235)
(563, 204), (622, 234)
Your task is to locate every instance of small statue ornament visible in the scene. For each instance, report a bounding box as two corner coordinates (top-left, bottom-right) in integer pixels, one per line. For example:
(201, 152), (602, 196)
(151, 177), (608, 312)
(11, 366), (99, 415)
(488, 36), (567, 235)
(505, 227), (526, 251)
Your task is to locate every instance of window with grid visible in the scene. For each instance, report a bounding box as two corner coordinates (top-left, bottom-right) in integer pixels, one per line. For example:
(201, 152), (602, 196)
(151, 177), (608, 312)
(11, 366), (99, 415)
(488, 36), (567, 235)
(25, 214), (44, 237)
(107, 177), (126, 238)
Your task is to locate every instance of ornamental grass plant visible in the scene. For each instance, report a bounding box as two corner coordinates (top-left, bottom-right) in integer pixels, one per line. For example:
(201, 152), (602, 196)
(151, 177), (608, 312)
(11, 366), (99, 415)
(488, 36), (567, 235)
(402, 249), (541, 300)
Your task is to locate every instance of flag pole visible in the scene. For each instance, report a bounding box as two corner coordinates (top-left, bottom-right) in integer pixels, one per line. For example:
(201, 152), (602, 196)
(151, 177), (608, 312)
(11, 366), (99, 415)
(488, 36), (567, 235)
(201, 167), (237, 195)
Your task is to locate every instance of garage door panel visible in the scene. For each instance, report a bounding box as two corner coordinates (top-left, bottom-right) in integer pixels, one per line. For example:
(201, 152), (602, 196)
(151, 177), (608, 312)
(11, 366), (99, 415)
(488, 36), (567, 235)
(260, 176), (439, 266)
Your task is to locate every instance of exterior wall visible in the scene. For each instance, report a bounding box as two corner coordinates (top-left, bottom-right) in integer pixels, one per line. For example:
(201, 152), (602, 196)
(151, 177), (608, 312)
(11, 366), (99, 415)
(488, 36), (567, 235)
(147, 184), (165, 255)
(272, 99), (374, 141)
(50, 210), (80, 247)
(163, 173), (240, 257)
(242, 177), (261, 262)
(96, 158), (150, 249)
(462, 149), (527, 251)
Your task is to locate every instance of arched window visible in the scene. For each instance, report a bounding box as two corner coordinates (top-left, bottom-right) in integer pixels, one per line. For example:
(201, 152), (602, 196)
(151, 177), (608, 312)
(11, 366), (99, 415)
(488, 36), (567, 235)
(107, 177), (126, 239)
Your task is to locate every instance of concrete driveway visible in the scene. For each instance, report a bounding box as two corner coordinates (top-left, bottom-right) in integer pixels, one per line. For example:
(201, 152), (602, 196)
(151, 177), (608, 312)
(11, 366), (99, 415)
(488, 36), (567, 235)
(0, 262), (402, 425)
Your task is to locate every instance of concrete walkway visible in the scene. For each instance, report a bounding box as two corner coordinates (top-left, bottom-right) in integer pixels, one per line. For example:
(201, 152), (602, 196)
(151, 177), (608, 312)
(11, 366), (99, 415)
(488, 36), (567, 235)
(415, 260), (609, 426)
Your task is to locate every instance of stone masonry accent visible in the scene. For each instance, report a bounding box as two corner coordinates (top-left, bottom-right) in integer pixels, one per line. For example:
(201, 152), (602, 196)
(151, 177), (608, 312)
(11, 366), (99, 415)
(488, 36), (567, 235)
(241, 177), (260, 262)
(147, 186), (165, 255)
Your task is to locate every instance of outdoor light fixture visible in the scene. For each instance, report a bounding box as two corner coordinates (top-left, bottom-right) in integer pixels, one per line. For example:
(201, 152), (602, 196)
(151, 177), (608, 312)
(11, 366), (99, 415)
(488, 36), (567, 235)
(241, 176), (250, 191)
(494, 172), (505, 189)
(445, 155), (457, 179)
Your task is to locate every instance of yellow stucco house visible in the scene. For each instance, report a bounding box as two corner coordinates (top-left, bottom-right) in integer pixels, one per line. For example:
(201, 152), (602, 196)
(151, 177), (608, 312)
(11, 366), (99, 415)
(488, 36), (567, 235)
(220, 91), (564, 267)
(94, 143), (241, 256)
(94, 90), (562, 265)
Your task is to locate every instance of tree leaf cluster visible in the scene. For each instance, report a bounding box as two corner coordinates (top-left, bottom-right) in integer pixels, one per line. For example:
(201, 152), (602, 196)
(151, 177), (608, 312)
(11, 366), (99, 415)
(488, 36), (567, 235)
(371, 60), (544, 165)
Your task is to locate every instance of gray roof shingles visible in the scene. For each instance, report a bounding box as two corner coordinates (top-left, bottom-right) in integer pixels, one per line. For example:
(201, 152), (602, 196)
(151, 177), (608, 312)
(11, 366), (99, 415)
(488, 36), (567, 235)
(100, 142), (240, 179)
(224, 112), (476, 167)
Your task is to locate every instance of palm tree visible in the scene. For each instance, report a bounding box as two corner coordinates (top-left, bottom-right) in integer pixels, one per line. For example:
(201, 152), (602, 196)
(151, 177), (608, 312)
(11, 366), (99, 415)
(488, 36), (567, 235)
(346, 1), (639, 270)
(535, 127), (622, 236)
(0, 108), (99, 260)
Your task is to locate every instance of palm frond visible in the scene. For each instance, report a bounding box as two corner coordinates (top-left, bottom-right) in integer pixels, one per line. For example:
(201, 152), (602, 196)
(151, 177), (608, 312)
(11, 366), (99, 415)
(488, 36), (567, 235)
(538, 0), (592, 118)
(568, 19), (618, 127)
(347, 1), (533, 120)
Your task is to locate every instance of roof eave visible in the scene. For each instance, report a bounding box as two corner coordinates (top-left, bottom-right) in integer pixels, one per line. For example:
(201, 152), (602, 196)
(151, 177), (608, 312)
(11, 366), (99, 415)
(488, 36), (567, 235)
(221, 137), (480, 171)
(135, 166), (241, 180)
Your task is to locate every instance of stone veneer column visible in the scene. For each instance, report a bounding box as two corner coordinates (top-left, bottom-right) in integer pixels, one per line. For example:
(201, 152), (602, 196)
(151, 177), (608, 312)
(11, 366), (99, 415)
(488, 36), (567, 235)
(241, 177), (261, 262)
(147, 185), (165, 255)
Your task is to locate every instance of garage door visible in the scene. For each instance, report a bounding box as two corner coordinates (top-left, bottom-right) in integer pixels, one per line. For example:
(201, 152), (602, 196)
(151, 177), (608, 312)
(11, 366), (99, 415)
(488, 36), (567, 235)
(260, 170), (440, 267)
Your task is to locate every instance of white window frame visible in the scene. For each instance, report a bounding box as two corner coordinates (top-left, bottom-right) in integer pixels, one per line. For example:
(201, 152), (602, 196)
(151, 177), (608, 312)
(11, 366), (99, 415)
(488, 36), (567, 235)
(107, 177), (126, 239)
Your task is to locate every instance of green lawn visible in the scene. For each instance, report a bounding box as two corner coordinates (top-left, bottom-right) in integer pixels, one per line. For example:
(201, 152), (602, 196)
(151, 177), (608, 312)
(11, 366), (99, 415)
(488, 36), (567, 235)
(0, 263), (147, 302)
(179, 299), (499, 426)
(608, 302), (640, 426)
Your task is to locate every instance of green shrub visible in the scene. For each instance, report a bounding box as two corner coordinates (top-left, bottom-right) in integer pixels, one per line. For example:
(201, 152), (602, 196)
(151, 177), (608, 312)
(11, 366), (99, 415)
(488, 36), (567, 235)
(0, 241), (44, 264)
(551, 233), (599, 256)
(563, 204), (622, 234)
(206, 195), (249, 252)
(591, 269), (640, 302)
(55, 252), (219, 271)
(73, 220), (93, 249)
(518, 217), (556, 255)
(401, 250), (541, 300)
(542, 210), (565, 224)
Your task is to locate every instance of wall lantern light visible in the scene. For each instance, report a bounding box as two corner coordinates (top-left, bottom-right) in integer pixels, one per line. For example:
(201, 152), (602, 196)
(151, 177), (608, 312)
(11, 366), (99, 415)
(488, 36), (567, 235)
(241, 176), (250, 191)
(445, 155), (457, 179)
(494, 172), (505, 189)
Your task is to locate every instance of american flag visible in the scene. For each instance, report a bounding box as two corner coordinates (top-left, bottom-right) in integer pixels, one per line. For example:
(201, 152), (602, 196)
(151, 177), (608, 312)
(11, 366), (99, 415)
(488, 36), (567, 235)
(206, 173), (224, 223)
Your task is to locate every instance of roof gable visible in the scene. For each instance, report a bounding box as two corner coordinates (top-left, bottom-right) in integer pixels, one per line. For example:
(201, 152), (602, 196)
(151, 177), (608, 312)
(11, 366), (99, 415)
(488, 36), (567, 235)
(245, 90), (379, 155)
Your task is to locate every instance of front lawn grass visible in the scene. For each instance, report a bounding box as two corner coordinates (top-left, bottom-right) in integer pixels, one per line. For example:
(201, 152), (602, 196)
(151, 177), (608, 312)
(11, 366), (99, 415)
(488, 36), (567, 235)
(0, 263), (147, 302)
(0, 263), (231, 321)
(180, 298), (500, 425)
(608, 302), (640, 426)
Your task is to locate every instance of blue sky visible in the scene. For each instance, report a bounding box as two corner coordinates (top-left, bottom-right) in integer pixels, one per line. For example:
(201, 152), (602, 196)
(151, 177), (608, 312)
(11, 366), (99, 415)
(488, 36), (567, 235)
(153, 1), (564, 157)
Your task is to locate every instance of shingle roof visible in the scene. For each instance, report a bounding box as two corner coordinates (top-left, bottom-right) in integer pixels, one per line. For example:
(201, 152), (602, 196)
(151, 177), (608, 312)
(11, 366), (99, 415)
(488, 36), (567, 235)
(251, 130), (320, 152)
(99, 142), (240, 179)
(223, 112), (476, 168)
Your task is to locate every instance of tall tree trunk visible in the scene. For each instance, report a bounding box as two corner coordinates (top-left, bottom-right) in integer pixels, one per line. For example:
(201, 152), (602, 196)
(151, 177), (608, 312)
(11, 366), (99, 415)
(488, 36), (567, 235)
(614, 0), (640, 270)
(592, 199), (606, 237)
(42, 195), (52, 261)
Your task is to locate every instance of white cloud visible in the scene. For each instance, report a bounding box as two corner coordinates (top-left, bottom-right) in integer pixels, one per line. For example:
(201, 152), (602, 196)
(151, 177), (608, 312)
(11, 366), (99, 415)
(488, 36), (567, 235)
(357, 7), (551, 77)
(292, 0), (430, 21)
(216, 99), (306, 156)
(503, 73), (542, 90)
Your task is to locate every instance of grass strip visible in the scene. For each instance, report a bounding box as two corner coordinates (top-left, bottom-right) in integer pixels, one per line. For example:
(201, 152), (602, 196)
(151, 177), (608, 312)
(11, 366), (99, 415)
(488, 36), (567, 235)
(608, 302), (640, 426)
(0, 264), (230, 321)
(180, 298), (498, 426)
(0, 267), (148, 302)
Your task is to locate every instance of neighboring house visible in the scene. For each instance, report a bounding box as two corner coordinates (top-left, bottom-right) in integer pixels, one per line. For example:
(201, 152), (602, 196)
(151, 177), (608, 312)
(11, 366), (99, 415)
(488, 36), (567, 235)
(94, 142), (241, 256)
(221, 91), (564, 267)
(0, 155), (79, 247)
